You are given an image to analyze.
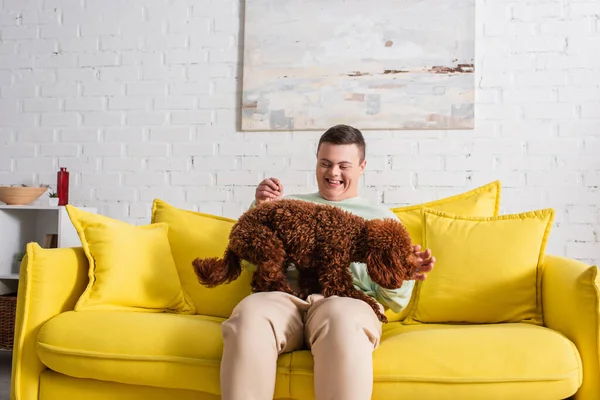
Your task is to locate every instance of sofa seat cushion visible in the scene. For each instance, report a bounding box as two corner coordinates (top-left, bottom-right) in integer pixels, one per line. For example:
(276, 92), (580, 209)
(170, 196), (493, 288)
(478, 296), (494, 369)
(289, 323), (582, 400)
(37, 311), (293, 397)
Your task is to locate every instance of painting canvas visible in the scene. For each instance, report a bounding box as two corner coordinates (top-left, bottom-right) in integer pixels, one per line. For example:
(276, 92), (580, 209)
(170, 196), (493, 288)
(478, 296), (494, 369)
(241, 0), (475, 131)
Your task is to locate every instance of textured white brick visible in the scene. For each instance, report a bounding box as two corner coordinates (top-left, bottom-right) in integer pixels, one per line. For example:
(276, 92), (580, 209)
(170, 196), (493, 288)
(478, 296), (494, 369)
(139, 186), (186, 203)
(503, 88), (557, 103)
(41, 83), (79, 97)
(418, 171), (467, 187)
(83, 144), (122, 157)
(240, 156), (287, 171)
(65, 97), (105, 111)
(1, 26), (38, 40)
(39, 144), (79, 157)
(103, 128), (144, 143)
(142, 65), (186, 80)
(570, 2), (600, 17)
(40, 113), (79, 127)
(527, 139), (582, 155)
(567, 206), (600, 224)
(566, 242), (600, 259)
(0, 158), (12, 171)
(40, 25), (77, 39)
(100, 37), (142, 51)
(0, 144), (36, 158)
(147, 158), (190, 172)
(102, 158), (143, 172)
(15, 158), (55, 173)
(445, 155), (494, 171)
(21, 10), (59, 25)
(108, 97), (149, 111)
(125, 172), (167, 186)
(218, 141), (263, 156)
(581, 103), (600, 119)
(126, 82), (167, 96)
(126, 143), (169, 157)
(18, 39), (57, 54)
(527, 171), (580, 187)
(0, 172), (36, 185)
(193, 155), (237, 171)
(170, 110), (212, 125)
(473, 139), (525, 155)
(583, 172), (600, 187)
(125, 112), (167, 126)
(523, 104), (578, 119)
(496, 155), (552, 171)
(83, 83), (123, 97)
(1, 82), (36, 98)
(365, 171), (412, 187)
(143, 35), (187, 51)
(169, 81), (210, 95)
(469, 171), (526, 187)
(171, 172), (212, 186)
(78, 52), (119, 68)
(34, 54), (77, 68)
(99, 66), (139, 81)
(418, 139), (471, 155)
(153, 96), (197, 110)
(165, 49), (207, 65)
(186, 186), (231, 202)
(515, 71), (567, 87)
(18, 130), (55, 142)
(188, 64), (233, 79)
(96, 187), (137, 202)
(217, 171), (263, 186)
(59, 128), (99, 142)
(172, 143), (215, 156)
(58, 157), (98, 172)
(391, 155), (442, 171)
(81, 172), (121, 189)
(149, 127), (192, 142)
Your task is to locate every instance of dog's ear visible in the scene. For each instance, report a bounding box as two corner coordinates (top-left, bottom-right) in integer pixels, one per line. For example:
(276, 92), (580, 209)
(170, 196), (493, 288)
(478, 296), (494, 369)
(365, 218), (418, 288)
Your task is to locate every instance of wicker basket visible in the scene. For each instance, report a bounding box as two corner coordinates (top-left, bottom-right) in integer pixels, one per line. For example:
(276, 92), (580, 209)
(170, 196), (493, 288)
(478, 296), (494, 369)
(0, 293), (17, 350)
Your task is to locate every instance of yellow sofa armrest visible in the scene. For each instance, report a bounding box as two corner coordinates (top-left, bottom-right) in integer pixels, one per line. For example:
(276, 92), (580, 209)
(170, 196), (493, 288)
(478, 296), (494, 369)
(542, 254), (599, 400)
(11, 243), (89, 400)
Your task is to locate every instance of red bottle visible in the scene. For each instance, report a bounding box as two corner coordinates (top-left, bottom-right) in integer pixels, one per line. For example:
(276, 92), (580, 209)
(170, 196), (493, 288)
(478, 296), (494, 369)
(57, 167), (69, 206)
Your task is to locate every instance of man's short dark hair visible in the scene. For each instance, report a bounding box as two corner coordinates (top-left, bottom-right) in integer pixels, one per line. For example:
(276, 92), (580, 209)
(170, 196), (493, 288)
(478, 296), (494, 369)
(317, 124), (366, 162)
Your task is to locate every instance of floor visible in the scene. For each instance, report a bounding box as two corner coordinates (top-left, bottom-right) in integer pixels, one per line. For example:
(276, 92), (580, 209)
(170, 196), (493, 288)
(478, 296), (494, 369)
(0, 351), (11, 400)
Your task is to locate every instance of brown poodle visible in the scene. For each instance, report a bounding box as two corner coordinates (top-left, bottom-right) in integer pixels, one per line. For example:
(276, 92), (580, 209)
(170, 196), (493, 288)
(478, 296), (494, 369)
(193, 199), (420, 322)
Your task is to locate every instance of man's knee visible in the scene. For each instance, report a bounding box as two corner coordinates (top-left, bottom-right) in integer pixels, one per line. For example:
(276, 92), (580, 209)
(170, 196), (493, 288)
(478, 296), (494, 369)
(307, 296), (382, 346)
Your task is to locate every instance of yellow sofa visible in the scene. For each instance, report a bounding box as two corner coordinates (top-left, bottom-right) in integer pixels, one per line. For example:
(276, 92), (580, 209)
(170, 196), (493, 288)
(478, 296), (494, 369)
(9, 183), (600, 400)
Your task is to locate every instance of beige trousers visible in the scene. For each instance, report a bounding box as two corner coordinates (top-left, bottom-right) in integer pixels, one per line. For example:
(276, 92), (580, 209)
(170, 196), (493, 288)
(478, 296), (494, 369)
(220, 291), (383, 400)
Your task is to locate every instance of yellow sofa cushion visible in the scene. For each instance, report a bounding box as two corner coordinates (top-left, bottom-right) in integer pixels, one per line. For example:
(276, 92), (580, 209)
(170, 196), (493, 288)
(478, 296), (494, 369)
(65, 205), (194, 314)
(151, 199), (253, 318)
(283, 323), (581, 400)
(37, 313), (581, 400)
(403, 208), (555, 325)
(37, 311), (292, 398)
(384, 181), (501, 323)
(390, 180), (501, 247)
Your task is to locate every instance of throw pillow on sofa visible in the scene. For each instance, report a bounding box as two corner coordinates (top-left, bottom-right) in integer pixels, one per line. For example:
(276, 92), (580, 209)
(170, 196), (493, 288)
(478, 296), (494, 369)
(66, 205), (195, 314)
(403, 207), (555, 326)
(384, 181), (502, 323)
(151, 199), (254, 318)
(389, 180), (501, 247)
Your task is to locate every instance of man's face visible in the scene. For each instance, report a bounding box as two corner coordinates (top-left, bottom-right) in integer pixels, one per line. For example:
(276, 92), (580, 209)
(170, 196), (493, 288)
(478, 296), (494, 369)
(316, 142), (366, 201)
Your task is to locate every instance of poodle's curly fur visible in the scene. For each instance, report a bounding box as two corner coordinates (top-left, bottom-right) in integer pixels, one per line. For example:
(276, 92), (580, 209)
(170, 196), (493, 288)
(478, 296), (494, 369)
(193, 199), (420, 322)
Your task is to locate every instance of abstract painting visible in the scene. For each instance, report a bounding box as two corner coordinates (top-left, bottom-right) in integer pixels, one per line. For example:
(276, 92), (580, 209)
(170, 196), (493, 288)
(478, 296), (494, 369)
(241, 0), (475, 131)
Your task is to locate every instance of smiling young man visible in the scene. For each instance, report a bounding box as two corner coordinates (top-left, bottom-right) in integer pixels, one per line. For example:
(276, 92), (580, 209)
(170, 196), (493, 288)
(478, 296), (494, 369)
(219, 124), (435, 400)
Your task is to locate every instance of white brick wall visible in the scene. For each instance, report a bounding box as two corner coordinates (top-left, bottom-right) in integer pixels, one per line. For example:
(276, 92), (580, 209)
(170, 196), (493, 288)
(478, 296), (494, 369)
(1, 0), (599, 265)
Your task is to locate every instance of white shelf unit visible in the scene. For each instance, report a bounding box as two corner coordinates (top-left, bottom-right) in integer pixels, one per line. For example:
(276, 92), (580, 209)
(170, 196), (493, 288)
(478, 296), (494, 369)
(0, 205), (96, 295)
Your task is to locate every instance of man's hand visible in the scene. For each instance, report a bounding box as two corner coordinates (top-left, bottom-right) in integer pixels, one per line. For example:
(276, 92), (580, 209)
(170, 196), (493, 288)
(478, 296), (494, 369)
(255, 177), (284, 205)
(413, 244), (435, 281)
